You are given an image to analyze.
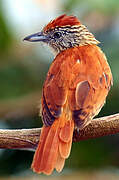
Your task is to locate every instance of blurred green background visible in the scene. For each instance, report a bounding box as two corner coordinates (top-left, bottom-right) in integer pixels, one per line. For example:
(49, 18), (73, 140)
(0, 0), (119, 179)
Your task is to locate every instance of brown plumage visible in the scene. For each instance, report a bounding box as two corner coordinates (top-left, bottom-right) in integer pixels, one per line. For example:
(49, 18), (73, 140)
(24, 14), (113, 175)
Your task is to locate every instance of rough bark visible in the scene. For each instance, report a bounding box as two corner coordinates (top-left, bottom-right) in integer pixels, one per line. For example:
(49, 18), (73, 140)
(0, 113), (119, 151)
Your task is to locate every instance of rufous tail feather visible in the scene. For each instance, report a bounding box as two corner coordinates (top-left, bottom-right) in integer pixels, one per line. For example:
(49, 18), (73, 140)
(31, 117), (74, 175)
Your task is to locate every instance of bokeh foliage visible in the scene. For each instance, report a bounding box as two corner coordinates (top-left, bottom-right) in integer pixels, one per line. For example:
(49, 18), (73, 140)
(0, 4), (13, 54)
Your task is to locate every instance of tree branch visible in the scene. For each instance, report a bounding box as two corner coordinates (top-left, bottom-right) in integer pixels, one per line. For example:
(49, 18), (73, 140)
(0, 113), (119, 151)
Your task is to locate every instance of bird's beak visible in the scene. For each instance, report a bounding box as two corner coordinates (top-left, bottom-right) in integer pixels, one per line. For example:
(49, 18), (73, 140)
(23, 32), (48, 42)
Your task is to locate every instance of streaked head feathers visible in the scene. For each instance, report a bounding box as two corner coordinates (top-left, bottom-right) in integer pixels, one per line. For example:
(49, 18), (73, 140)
(24, 14), (99, 55)
(43, 14), (81, 32)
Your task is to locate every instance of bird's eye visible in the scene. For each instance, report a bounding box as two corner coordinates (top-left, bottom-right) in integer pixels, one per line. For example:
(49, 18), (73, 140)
(54, 32), (61, 38)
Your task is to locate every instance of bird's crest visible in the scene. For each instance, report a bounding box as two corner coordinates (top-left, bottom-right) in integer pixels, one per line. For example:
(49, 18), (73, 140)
(43, 14), (81, 32)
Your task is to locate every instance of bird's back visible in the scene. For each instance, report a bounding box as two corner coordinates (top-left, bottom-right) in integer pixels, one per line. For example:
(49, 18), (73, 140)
(42, 44), (112, 128)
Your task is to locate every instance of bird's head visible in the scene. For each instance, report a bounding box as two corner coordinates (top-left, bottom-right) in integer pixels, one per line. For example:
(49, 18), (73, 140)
(24, 14), (99, 55)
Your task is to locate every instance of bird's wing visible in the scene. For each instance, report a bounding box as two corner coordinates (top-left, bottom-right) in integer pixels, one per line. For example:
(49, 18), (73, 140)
(41, 56), (69, 126)
(70, 45), (112, 128)
(42, 81), (67, 126)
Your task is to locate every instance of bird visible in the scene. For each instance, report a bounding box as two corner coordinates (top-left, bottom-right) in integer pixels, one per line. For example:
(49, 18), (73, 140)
(24, 14), (113, 175)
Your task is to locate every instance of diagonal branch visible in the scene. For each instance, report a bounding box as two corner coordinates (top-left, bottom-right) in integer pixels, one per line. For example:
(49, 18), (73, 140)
(0, 113), (119, 151)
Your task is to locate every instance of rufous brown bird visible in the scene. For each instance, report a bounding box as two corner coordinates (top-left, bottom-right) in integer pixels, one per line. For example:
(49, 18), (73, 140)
(24, 14), (113, 175)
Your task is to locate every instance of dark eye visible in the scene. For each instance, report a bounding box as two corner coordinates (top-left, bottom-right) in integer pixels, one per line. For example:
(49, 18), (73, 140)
(54, 32), (61, 38)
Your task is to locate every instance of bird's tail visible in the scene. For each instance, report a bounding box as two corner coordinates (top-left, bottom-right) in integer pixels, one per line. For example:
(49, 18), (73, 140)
(31, 116), (74, 175)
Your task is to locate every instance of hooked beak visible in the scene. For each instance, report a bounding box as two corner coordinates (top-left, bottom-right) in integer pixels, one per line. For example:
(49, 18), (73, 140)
(23, 32), (48, 42)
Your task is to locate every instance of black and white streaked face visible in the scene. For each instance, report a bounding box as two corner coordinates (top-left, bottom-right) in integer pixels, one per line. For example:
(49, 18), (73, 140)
(24, 25), (99, 55)
(44, 25), (99, 54)
(42, 26), (84, 53)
